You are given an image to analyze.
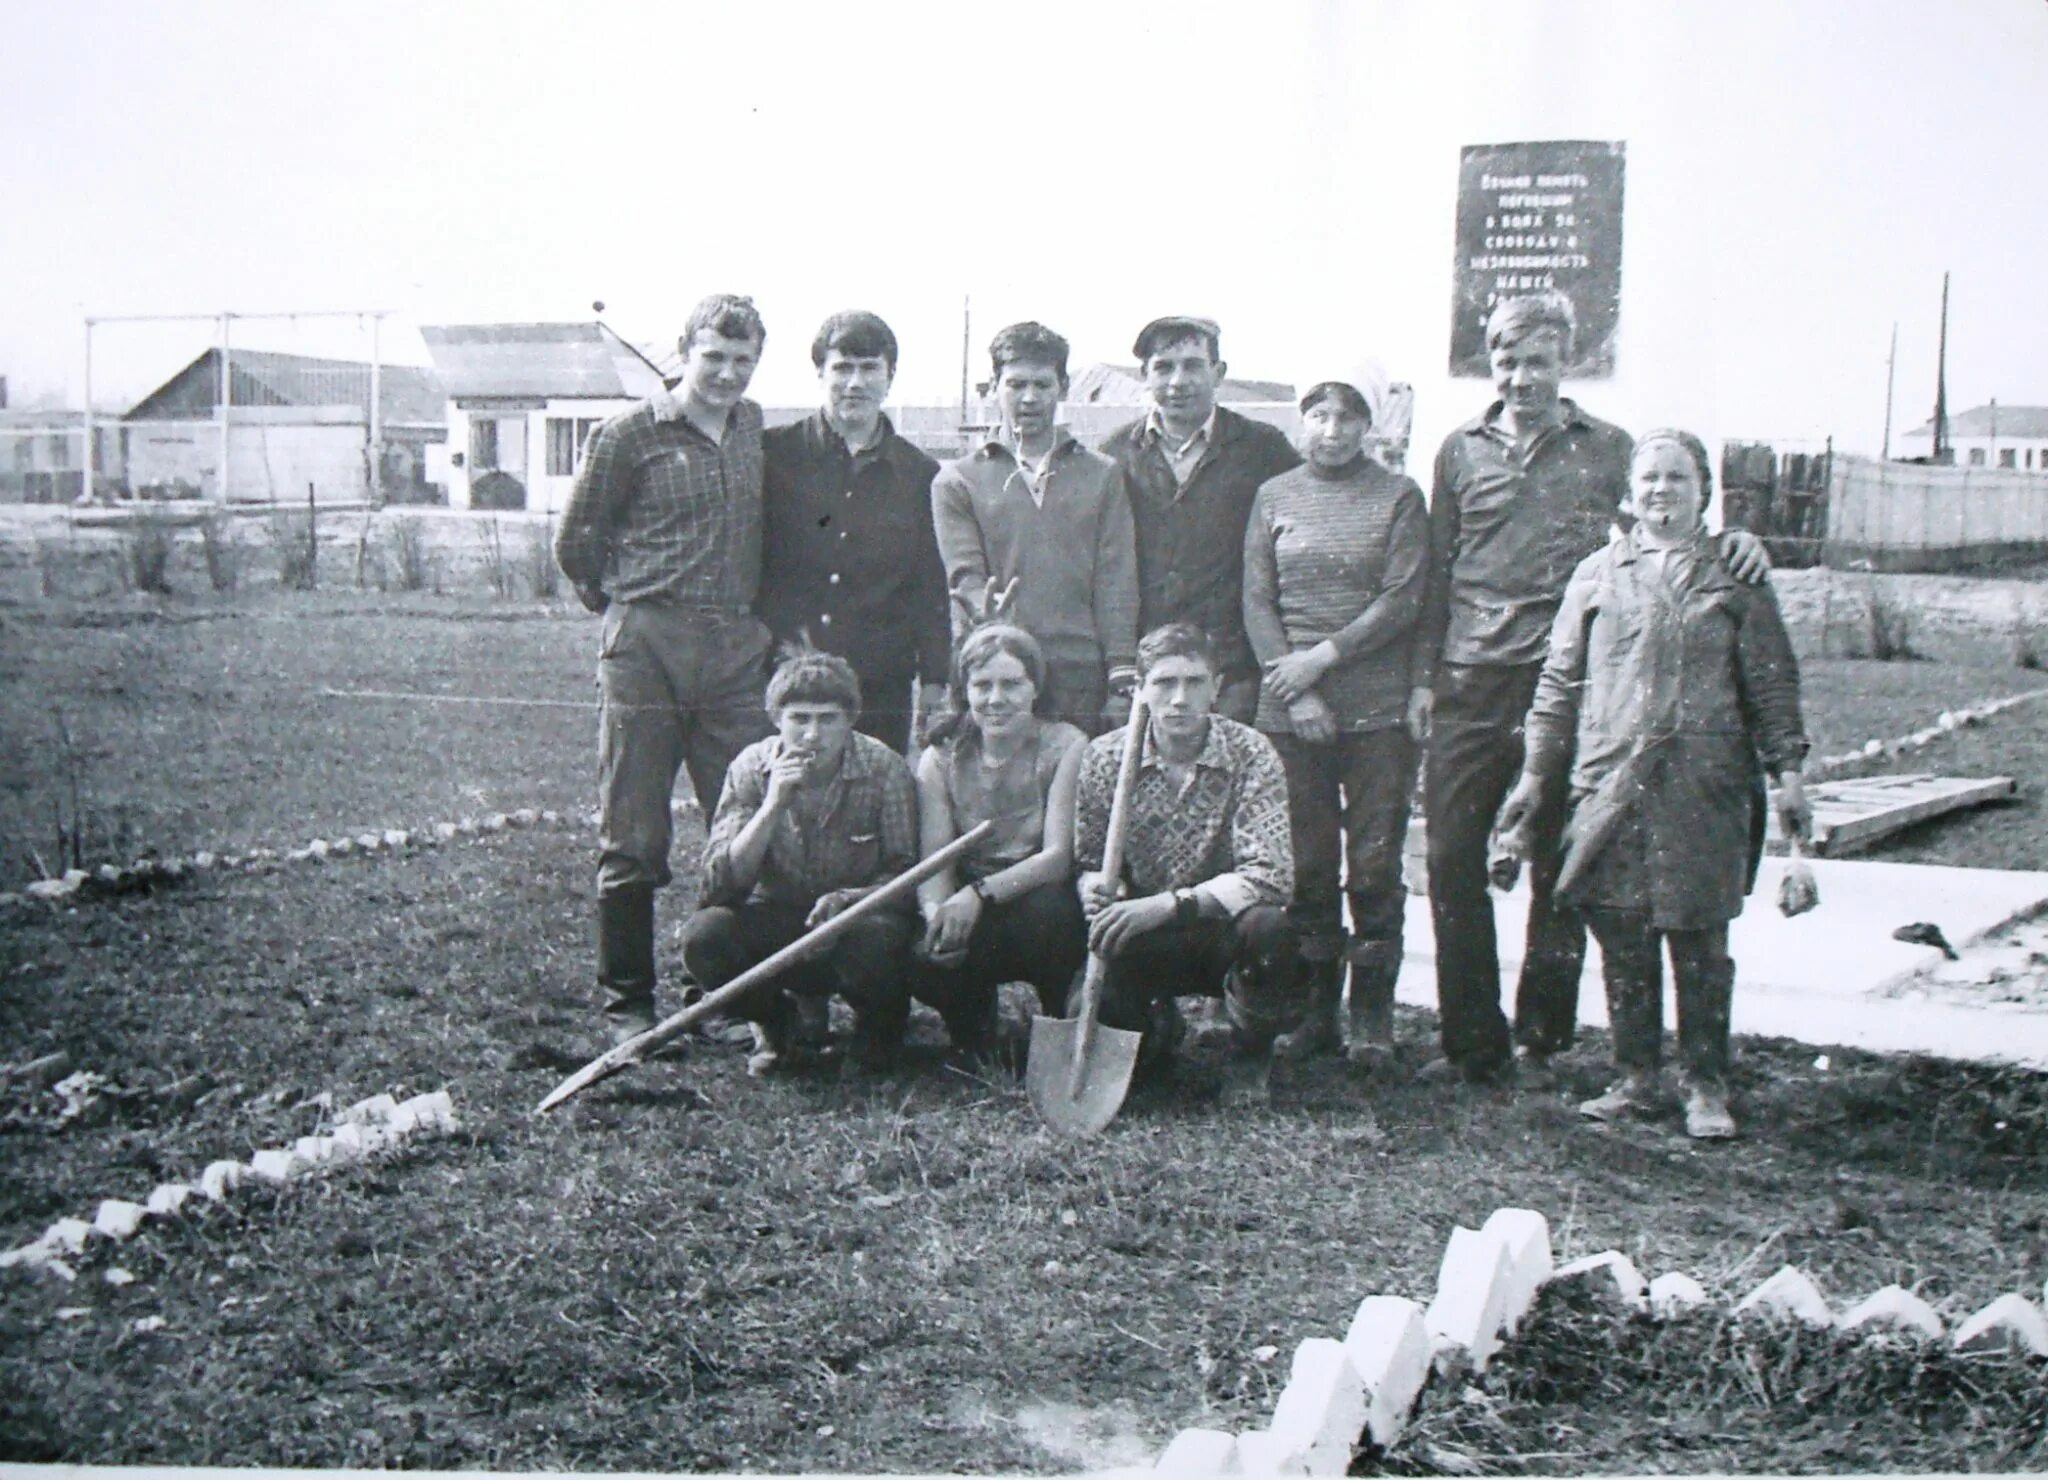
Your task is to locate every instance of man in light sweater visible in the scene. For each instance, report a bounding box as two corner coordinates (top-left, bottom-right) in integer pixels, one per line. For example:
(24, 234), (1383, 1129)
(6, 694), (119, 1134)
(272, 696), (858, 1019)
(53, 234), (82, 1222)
(930, 322), (1139, 734)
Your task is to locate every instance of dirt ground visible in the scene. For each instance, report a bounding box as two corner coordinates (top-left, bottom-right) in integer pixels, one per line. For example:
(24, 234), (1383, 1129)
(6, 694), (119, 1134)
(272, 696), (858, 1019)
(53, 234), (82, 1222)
(2, 594), (2046, 1472)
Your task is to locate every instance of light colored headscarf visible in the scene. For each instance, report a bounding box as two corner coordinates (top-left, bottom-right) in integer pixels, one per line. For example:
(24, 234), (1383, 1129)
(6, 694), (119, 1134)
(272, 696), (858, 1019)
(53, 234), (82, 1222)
(1296, 359), (1390, 430)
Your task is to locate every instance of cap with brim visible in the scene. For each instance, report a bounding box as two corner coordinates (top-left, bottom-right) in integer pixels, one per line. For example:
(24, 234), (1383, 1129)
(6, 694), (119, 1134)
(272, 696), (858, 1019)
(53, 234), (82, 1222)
(1132, 316), (1222, 360)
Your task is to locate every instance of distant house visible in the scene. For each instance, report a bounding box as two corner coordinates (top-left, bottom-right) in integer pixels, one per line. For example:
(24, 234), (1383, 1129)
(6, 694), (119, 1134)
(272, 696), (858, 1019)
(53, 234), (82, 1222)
(0, 409), (125, 502)
(418, 322), (668, 513)
(1897, 404), (2048, 472)
(123, 349), (446, 503)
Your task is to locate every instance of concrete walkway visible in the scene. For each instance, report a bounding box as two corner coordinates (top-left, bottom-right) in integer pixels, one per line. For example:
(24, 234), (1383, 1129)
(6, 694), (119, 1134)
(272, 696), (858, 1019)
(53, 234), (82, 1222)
(1392, 857), (2048, 1069)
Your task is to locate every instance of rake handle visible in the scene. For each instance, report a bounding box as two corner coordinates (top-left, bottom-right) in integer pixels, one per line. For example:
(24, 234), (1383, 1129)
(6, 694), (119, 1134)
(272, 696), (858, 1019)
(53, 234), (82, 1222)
(536, 821), (994, 1114)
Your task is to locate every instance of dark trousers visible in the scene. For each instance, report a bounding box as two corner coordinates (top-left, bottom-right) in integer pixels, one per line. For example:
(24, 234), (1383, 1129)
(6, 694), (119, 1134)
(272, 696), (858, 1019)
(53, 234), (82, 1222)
(1423, 661), (1585, 1067)
(911, 883), (1089, 1042)
(1098, 905), (1305, 1045)
(678, 901), (914, 1039)
(1270, 727), (1418, 960)
(851, 665), (916, 755)
(597, 603), (772, 895)
(1581, 907), (1734, 1083)
(1042, 657), (1108, 737)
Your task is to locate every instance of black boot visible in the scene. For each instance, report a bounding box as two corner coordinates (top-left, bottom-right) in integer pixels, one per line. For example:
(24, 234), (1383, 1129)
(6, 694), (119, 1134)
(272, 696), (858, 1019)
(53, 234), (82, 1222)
(597, 885), (657, 1047)
(1273, 953), (1344, 1060)
(1344, 939), (1402, 1070)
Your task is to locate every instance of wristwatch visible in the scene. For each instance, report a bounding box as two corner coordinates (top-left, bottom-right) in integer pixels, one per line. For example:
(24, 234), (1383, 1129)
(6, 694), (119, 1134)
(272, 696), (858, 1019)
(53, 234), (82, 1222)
(970, 878), (997, 907)
(1173, 888), (1201, 928)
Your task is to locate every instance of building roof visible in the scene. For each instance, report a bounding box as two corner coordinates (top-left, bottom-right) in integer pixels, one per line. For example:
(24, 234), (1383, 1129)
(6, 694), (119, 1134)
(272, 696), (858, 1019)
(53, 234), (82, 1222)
(1905, 404), (2048, 439)
(418, 322), (669, 401)
(124, 349), (445, 425)
(1064, 363), (1297, 406)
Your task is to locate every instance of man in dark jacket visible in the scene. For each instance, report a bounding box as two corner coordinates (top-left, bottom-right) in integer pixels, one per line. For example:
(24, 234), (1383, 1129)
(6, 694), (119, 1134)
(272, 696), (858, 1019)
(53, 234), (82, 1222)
(1097, 316), (1301, 725)
(759, 311), (950, 753)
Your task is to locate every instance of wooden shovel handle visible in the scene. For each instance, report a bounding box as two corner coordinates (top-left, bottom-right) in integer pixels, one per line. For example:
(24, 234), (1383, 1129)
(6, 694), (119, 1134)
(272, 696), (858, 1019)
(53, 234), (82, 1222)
(537, 820), (995, 1113)
(1072, 699), (1150, 1090)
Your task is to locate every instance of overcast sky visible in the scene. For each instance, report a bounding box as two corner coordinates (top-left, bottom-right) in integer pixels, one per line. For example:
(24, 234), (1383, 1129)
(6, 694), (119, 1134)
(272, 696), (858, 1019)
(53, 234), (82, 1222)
(5, 0), (2043, 459)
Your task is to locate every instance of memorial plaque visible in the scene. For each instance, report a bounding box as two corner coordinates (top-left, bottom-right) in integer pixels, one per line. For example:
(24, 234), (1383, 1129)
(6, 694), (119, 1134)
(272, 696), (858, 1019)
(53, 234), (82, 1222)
(1449, 140), (1626, 378)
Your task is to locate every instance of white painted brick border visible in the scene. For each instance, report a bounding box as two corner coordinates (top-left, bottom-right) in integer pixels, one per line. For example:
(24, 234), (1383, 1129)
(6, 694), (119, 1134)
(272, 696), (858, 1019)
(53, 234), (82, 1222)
(2, 806), (581, 908)
(0, 1089), (458, 1285)
(1147, 1207), (2048, 1475)
(1806, 686), (2048, 776)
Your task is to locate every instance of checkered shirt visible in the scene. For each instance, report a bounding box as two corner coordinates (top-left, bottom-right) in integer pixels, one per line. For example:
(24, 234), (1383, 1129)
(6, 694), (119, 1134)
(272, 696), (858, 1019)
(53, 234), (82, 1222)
(554, 391), (764, 609)
(700, 730), (919, 910)
(1073, 715), (1293, 916)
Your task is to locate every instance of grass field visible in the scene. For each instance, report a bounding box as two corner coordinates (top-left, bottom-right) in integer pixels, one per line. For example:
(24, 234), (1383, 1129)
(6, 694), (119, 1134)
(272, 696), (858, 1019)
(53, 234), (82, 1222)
(3, 595), (2047, 1472)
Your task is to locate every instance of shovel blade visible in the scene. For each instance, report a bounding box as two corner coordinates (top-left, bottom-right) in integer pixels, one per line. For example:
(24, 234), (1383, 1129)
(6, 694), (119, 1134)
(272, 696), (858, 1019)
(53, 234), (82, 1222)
(1025, 1014), (1142, 1137)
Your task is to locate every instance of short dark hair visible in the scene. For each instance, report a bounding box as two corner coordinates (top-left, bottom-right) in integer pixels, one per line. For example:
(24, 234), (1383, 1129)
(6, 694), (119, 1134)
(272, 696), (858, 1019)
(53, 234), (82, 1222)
(682, 293), (766, 352)
(1136, 622), (1217, 678)
(988, 321), (1069, 386)
(811, 310), (899, 374)
(1133, 316), (1222, 365)
(1485, 292), (1574, 357)
(765, 647), (861, 717)
(1299, 380), (1374, 423)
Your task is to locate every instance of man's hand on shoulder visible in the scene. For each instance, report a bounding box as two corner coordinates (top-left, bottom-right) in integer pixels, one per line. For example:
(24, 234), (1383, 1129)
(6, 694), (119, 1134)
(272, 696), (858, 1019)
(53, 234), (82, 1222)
(1719, 528), (1773, 586)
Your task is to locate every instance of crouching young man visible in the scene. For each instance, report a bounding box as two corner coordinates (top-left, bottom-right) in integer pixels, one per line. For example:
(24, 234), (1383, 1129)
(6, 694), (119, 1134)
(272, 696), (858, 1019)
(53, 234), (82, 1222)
(1072, 623), (1305, 1104)
(680, 650), (919, 1076)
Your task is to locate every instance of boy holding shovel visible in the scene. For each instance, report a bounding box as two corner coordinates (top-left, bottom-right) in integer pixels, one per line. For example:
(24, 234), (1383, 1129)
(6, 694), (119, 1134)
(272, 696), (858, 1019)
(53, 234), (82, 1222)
(1072, 622), (1304, 1105)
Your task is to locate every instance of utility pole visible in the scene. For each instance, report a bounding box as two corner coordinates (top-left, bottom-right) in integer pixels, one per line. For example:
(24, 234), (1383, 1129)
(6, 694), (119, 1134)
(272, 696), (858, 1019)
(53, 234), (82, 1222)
(219, 312), (234, 502)
(82, 320), (94, 502)
(1881, 321), (1897, 461)
(368, 312), (384, 504)
(1989, 397), (1999, 468)
(958, 294), (971, 427)
(1932, 271), (1951, 465)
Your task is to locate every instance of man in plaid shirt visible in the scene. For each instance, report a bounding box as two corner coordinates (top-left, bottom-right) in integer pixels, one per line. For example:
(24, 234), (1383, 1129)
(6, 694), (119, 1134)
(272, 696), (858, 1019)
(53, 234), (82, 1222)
(554, 292), (775, 1047)
(1073, 623), (1307, 1105)
(681, 650), (920, 1075)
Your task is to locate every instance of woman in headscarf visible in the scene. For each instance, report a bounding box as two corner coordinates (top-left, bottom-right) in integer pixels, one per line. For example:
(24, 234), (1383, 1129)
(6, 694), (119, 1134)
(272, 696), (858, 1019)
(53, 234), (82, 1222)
(1242, 363), (1430, 1069)
(909, 621), (1090, 1060)
(1496, 429), (1812, 1139)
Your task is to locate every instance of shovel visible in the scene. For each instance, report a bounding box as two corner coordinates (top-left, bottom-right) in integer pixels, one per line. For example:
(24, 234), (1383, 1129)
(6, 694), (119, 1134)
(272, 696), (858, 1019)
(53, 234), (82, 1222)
(536, 821), (993, 1114)
(1027, 699), (1148, 1136)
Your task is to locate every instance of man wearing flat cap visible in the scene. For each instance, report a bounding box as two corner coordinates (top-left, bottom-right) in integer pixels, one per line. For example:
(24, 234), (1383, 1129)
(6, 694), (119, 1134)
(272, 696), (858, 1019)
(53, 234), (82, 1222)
(1098, 316), (1301, 727)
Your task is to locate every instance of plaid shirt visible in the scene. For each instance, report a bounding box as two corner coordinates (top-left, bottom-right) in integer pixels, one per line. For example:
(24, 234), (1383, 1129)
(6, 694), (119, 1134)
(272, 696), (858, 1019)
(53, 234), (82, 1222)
(1073, 715), (1293, 916)
(1415, 398), (1632, 685)
(554, 390), (764, 609)
(700, 730), (919, 910)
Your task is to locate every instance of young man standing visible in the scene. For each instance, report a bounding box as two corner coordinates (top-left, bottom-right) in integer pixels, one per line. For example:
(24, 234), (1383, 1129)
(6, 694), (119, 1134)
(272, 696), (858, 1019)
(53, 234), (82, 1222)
(931, 322), (1139, 734)
(554, 293), (774, 1047)
(759, 311), (950, 753)
(1073, 623), (1303, 1105)
(681, 650), (920, 1077)
(1097, 316), (1301, 724)
(1412, 291), (1769, 1086)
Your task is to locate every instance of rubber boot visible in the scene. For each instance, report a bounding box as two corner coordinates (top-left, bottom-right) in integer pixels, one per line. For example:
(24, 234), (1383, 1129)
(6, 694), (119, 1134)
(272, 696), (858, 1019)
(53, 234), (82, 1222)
(1344, 939), (1401, 1070)
(597, 885), (657, 1047)
(1272, 954), (1344, 1061)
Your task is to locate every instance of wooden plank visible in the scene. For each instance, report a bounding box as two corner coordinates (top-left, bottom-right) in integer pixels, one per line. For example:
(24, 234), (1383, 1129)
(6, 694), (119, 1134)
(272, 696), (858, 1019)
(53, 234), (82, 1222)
(1769, 775), (2016, 854)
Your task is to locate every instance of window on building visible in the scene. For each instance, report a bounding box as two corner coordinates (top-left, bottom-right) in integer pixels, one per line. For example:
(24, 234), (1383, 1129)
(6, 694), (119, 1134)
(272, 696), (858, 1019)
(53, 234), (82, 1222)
(1999, 448), (2018, 469)
(1968, 447), (1986, 466)
(546, 417), (602, 476)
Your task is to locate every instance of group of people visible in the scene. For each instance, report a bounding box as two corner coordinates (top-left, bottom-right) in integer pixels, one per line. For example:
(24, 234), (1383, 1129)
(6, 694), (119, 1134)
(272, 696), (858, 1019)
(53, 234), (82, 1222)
(553, 288), (1814, 1138)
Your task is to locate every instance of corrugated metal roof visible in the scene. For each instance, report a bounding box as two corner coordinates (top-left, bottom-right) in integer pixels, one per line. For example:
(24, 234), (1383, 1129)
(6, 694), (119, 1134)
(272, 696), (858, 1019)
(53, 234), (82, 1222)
(418, 322), (668, 400)
(1906, 404), (2048, 439)
(123, 349), (445, 425)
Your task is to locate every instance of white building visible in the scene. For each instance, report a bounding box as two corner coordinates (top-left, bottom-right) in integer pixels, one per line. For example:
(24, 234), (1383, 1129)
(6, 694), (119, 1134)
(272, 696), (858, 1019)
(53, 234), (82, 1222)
(419, 323), (669, 513)
(1895, 404), (2048, 472)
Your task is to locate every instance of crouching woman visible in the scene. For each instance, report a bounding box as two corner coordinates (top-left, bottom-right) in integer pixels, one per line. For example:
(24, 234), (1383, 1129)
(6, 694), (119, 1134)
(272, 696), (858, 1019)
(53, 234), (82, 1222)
(681, 649), (920, 1076)
(1496, 429), (1812, 1140)
(910, 623), (1090, 1058)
